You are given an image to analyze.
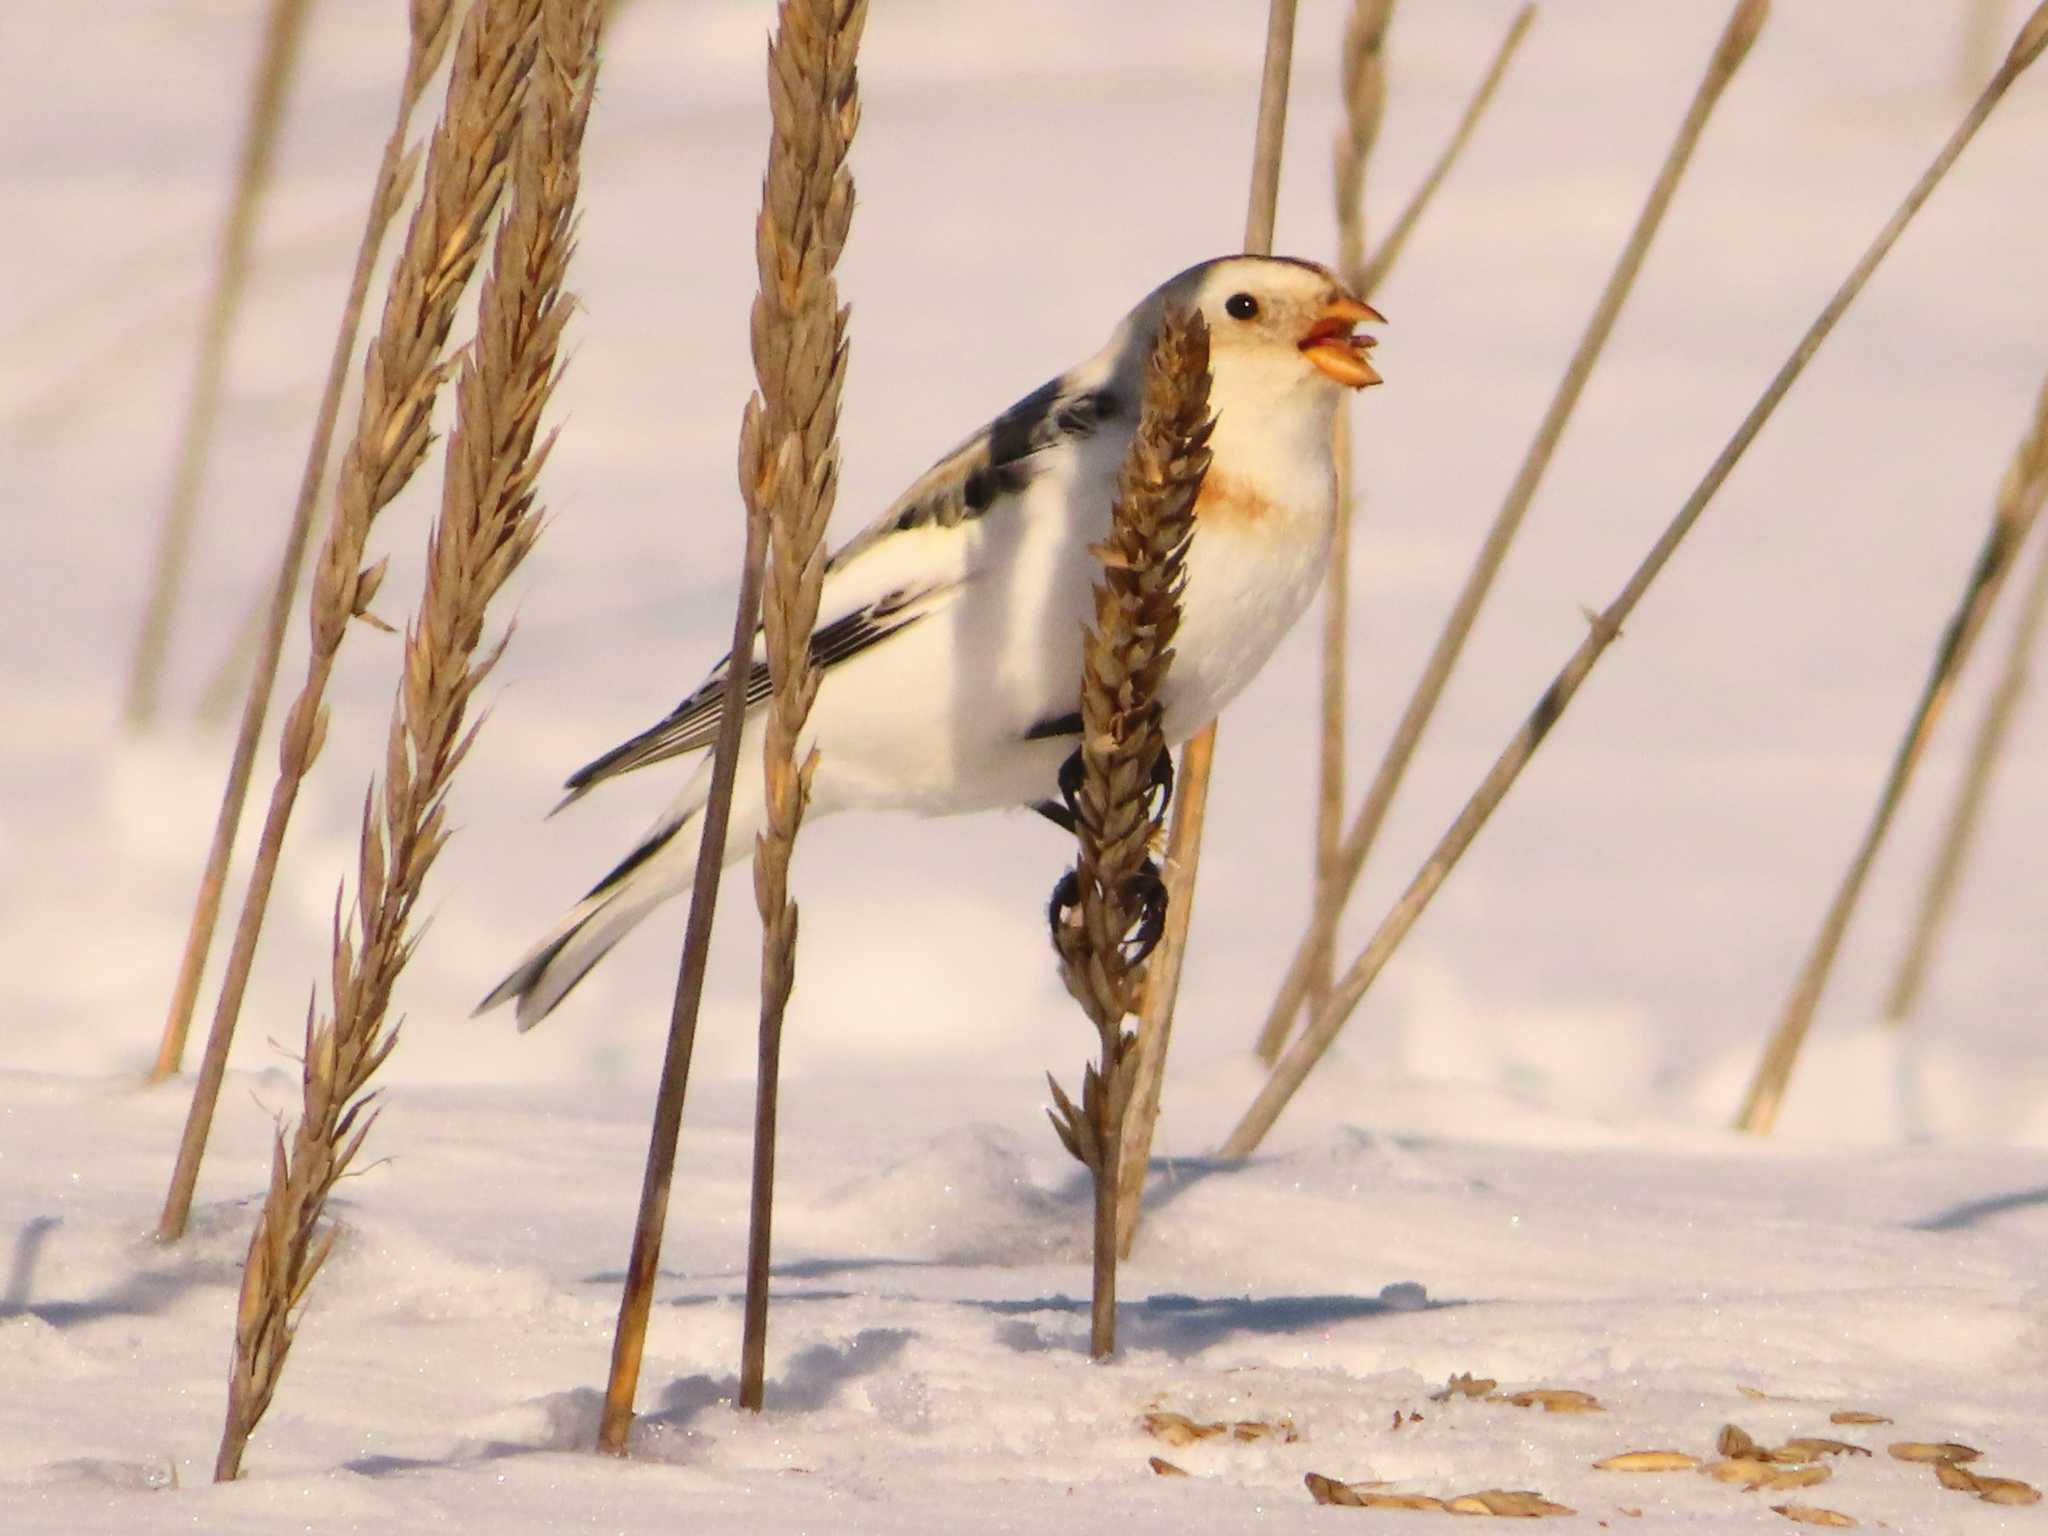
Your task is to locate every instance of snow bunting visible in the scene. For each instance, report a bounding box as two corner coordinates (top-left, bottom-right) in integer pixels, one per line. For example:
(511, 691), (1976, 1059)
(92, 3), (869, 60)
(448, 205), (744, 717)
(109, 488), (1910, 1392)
(481, 254), (1383, 1028)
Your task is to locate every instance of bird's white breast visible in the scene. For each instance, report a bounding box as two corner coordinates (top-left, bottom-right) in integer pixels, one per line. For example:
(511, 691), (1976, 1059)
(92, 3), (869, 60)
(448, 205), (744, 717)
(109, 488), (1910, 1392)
(1163, 380), (1341, 742)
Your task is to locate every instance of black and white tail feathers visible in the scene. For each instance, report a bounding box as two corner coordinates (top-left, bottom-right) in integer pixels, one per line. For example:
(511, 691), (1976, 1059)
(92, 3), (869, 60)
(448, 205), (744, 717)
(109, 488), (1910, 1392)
(475, 805), (699, 1030)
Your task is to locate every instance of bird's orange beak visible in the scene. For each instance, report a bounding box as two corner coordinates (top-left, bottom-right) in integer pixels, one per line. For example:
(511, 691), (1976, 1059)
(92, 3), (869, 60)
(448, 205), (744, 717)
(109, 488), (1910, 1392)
(1299, 295), (1385, 388)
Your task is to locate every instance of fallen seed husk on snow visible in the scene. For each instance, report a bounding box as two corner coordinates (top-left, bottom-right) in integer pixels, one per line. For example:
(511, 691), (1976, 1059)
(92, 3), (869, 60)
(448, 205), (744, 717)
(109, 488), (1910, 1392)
(1449, 1489), (1575, 1517)
(1431, 1372), (1498, 1402)
(1719, 1424), (1760, 1458)
(1142, 1411), (1226, 1446)
(1759, 1465), (1834, 1492)
(1888, 1440), (1981, 1464)
(1502, 1389), (1603, 1414)
(1771, 1504), (1856, 1528)
(1305, 1473), (1403, 1507)
(1148, 1457), (1187, 1477)
(1934, 1460), (1982, 1492)
(1230, 1419), (1297, 1443)
(1828, 1411), (1890, 1426)
(1704, 1457), (1779, 1485)
(1974, 1476), (2044, 1506)
(1774, 1438), (1867, 1461)
(1305, 1472), (1361, 1506)
(1595, 1451), (1699, 1472)
(1741, 1385), (1797, 1402)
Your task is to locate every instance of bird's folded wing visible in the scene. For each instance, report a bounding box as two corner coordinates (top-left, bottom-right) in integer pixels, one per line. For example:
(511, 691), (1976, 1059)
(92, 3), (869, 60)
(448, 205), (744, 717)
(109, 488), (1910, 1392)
(556, 584), (947, 805)
(557, 359), (1128, 807)
(826, 368), (1123, 569)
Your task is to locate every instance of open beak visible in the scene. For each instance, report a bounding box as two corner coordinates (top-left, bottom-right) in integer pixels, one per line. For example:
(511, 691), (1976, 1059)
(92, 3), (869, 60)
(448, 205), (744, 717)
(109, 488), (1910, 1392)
(1299, 295), (1385, 388)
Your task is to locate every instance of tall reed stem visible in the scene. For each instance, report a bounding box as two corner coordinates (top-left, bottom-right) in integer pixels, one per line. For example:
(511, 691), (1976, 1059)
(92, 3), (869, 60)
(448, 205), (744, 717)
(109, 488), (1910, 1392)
(160, 0), (535, 1243)
(1352, 5), (1535, 303)
(738, 0), (866, 1414)
(127, 0), (314, 730)
(1225, 1), (2048, 1158)
(215, 0), (596, 1476)
(1738, 375), (2048, 1131)
(1253, 0), (1769, 1066)
(1110, 0), (1295, 1254)
(1886, 510), (2048, 1021)
(594, 0), (866, 1447)
(597, 519), (764, 1454)
(148, 0), (453, 1085)
(1309, 0), (1396, 1023)
(1049, 311), (1212, 1358)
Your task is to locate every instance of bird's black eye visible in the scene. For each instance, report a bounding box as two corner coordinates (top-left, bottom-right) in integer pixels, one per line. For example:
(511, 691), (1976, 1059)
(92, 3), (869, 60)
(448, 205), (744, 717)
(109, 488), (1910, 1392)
(1225, 292), (1260, 321)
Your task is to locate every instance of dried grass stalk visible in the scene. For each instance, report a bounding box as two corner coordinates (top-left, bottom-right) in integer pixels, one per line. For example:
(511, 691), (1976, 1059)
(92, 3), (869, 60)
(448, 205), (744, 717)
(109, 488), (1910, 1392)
(1049, 309), (1213, 1360)
(1738, 375), (2048, 1131)
(1119, 3), (1533, 1249)
(149, 0), (457, 1086)
(1887, 508), (2048, 1021)
(215, 0), (599, 1480)
(127, 0), (315, 729)
(1109, 0), (1296, 1262)
(1352, 4), (1534, 302)
(1253, 0), (1767, 1067)
(1311, 0), (1394, 1022)
(1223, 2), (2048, 1158)
(738, 0), (867, 1414)
(161, 0), (541, 1244)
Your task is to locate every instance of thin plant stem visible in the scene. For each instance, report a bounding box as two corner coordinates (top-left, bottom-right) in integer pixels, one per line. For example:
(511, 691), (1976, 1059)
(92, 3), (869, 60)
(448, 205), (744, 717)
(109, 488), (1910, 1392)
(1311, 0), (1396, 1023)
(1049, 311), (1212, 1355)
(1248, 0), (1534, 1068)
(215, 0), (597, 1475)
(1241, 0), (1301, 258)
(1225, 4), (2048, 1159)
(1738, 375), (2048, 1131)
(1353, 5), (1535, 301)
(1887, 511), (2048, 1021)
(1254, 0), (1770, 1066)
(1112, 727), (1214, 1261)
(127, 0), (315, 730)
(738, 0), (867, 1415)
(147, 0), (448, 1086)
(1113, 0), (1296, 1255)
(596, 519), (765, 1455)
(159, 0), (534, 1243)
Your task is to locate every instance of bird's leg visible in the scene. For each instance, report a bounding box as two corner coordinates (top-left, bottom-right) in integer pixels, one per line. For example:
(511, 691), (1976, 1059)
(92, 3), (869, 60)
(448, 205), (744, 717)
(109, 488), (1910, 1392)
(1057, 746), (1087, 829)
(1127, 857), (1168, 964)
(1030, 798), (1077, 834)
(1147, 744), (1175, 822)
(1047, 869), (1082, 945)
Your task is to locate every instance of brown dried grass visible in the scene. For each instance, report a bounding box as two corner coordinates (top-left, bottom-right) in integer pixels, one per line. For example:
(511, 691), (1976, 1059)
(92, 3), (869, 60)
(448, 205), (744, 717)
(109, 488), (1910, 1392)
(739, 0), (868, 1413)
(1739, 373), (2048, 1130)
(149, 0), (457, 1087)
(160, 0), (538, 1244)
(1253, 0), (1768, 1070)
(1227, 0), (2048, 1158)
(214, 0), (600, 1480)
(1048, 307), (1212, 1359)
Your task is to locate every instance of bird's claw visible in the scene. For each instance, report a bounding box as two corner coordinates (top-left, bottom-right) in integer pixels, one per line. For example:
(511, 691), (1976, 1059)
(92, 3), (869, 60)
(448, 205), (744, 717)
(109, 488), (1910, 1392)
(1127, 856), (1168, 964)
(1148, 747), (1175, 822)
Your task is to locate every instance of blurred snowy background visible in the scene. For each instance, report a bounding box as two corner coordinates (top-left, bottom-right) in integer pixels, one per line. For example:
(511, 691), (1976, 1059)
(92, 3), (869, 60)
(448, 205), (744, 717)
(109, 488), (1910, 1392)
(5, 0), (2048, 1134)
(10, 5), (2048, 1530)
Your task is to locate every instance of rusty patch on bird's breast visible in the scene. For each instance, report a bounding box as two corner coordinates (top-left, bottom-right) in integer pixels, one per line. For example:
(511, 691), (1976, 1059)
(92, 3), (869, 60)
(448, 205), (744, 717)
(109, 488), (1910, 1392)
(1192, 470), (1276, 526)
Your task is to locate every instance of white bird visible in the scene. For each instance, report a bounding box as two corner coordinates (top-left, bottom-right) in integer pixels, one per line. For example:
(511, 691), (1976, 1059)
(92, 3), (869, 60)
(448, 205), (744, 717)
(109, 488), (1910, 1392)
(480, 254), (1383, 1028)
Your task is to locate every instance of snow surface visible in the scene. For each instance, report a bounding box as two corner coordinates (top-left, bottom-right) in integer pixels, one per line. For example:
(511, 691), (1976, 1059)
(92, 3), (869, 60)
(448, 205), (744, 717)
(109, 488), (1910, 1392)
(5, 1), (2048, 1530)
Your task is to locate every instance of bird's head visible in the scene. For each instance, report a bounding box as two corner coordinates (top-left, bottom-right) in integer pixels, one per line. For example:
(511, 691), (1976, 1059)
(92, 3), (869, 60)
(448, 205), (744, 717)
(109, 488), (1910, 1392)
(1146, 255), (1384, 397)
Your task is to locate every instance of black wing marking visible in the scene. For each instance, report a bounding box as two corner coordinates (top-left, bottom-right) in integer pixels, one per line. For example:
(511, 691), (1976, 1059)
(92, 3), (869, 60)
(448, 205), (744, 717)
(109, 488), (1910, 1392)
(556, 379), (1121, 807)
(558, 589), (932, 803)
(826, 380), (1122, 570)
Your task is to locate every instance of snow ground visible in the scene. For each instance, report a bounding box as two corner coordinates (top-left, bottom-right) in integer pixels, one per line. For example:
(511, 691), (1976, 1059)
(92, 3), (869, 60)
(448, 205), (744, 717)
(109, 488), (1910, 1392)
(4, 1), (2048, 1530)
